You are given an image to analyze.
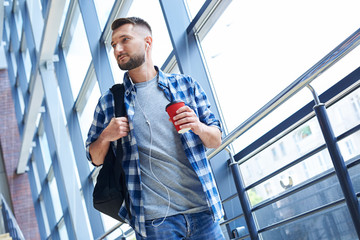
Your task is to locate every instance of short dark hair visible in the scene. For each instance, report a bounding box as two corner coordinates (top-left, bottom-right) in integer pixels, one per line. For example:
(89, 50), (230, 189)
(111, 17), (152, 35)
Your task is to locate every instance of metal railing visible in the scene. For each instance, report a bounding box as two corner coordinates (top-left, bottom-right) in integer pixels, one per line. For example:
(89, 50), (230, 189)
(207, 27), (360, 239)
(0, 194), (25, 240)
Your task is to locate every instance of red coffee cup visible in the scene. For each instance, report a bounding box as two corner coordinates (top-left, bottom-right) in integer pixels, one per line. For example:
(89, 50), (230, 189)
(165, 101), (191, 134)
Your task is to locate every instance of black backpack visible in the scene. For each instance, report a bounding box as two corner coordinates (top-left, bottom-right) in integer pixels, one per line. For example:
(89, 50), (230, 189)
(92, 83), (132, 221)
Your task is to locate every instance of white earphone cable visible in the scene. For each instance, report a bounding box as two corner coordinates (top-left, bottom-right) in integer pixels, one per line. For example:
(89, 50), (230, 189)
(133, 46), (171, 227)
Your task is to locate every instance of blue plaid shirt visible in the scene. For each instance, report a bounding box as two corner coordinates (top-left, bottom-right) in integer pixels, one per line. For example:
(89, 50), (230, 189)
(86, 67), (224, 237)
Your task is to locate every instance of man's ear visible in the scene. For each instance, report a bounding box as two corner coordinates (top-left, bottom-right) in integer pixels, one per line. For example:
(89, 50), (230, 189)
(145, 36), (152, 49)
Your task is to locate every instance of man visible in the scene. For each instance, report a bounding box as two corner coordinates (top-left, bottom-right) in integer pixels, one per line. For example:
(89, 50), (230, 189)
(86, 17), (225, 239)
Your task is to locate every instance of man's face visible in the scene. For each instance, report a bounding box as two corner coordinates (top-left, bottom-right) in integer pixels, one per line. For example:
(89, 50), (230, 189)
(111, 24), (146, 70)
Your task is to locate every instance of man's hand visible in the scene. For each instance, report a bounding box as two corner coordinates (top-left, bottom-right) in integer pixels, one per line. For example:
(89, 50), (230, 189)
(100, 117), (130, 142)
(172, 106), (221, 149)
(89, 117), (129, 166)
(172, 106), (203, 135)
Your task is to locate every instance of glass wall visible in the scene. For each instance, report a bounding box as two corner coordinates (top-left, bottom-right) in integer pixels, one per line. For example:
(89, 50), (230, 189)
(63, 3), (92, 99)
(200, 0), (360, 151)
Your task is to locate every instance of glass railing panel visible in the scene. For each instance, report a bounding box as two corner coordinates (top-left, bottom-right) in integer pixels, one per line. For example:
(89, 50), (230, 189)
(349, 162), (360, 194)
(246, 148), (332, 206)
(240, 118), (326, 187)
(259, 203), (357, 240)
(338, 134), (360, 162)
(253, 171), (343, 228)
(327, 87), (360, 137)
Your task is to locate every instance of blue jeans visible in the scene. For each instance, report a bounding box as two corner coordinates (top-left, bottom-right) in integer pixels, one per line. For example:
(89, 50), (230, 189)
(135, 211), (225, 240)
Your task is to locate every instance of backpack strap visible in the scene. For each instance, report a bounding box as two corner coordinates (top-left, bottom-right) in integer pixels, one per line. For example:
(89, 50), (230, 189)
(110, 83), (126, 118)
(109, 83), (132, 220)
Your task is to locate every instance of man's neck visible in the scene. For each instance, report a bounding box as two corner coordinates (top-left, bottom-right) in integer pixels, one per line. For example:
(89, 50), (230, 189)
(128, 64), (157, 83)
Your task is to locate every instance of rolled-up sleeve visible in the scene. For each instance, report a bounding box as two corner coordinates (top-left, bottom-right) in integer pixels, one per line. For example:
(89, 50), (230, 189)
(193, 80), (222, 132)
(85, 91), (113, 161)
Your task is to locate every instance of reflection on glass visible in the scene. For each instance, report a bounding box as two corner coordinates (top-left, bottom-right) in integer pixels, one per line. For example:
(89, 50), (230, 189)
(94, 0), (115, 30)
(65, 8), (92, 99)
(200, 0), (360, 148)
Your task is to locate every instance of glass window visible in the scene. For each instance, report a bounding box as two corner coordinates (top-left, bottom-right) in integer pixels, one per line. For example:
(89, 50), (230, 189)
(81, 192), (94, 240)
(94, 0), (115, 30)
(48, 168), (63, 222)
(58, 218), (69, 240)
(31, 156), (42, 195)
(78, 78), (101, 142)
(16, 82), (25, 115)
(26, 0), (44, 50)
(10, 52), (17, 76)
(56, 85), (67, 126)
(59, 0), (71, 36)
(22, 48), (32, 82)
(65, 130), (82, 190)
(39, 195), (51, 237)
(184, 0), (205, 20)
(64, 5), (92, 99)
(14, 6), (23, 39)
(39, 130), (52, 174)
(200, 0), (360, 152)
(350, 94), (360, 119)
(109, 49), (125, 84)
(4, 18), (10, 42)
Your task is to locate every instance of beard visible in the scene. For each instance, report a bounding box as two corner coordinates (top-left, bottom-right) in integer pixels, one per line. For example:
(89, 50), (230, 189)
(117, 52), (145, 70)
